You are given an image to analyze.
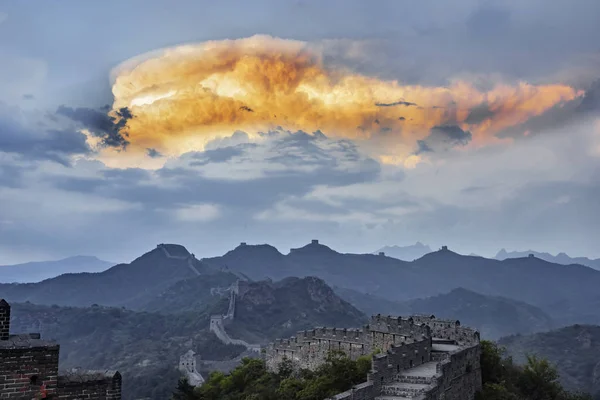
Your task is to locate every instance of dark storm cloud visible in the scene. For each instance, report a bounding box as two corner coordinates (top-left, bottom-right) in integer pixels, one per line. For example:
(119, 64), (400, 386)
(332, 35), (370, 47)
(56, 105), (132, 148)
(576, 79), (600, 114)
(430, 125), (472, 144)
(375, 101), (418, 107)
(0, 105), (90, 166)
(416, 125), (472, 154)
(416, 140), (433, 154)
(47, 130), (380, 213)
(146, 148), (163, 158)
(262, 130), (374, 172)
(464, 103), (496, 125)
(190, 144), (257, 166)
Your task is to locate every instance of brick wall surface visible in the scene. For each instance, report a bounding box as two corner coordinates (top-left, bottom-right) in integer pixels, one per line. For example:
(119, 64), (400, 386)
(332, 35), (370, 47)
(0, 346), (60, 399)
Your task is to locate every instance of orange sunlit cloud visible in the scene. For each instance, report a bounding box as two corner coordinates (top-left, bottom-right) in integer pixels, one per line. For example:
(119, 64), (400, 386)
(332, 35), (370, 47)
(109, 35), (582, 165)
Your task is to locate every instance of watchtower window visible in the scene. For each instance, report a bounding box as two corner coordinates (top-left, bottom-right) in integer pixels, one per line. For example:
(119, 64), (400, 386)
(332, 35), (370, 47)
(397, 364), (400, 373)
(30, 375), (38, 385)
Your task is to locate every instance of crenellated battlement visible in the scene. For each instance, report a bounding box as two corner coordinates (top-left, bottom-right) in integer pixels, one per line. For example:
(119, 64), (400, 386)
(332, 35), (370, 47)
(265, 313), (482, 400)
(369, 314), (430, 336)
(294, 327), (368, 343)
(272, 337), (300, 349)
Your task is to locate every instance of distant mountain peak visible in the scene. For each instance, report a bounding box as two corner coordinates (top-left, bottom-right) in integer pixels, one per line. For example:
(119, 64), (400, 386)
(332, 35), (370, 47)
(222, 243), (284, 261)
(415, 246), (461, 262)
(375, 242), (432, 261)
(496, 248), (508, 257)
(0, 255), (114, 284)
(289, 240), (337, 254)
(495, 248), (600, 270)
(235, 242), (281, 253)
(449, 287), (477, 295)
(155, 243), (190, 257)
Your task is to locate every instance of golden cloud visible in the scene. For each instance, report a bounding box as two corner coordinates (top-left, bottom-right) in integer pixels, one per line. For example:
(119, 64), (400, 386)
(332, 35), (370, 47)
(109, 35), (582, 165)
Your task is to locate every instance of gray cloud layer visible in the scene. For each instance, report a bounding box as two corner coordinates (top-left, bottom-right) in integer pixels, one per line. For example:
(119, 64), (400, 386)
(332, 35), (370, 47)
(56, 106), (132, 148)
(0, 104), (89, 166)
(1, 0), (600, 263)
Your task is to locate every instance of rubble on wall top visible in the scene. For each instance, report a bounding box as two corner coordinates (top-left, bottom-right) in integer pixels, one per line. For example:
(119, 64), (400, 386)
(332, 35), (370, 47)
(0, 334), (57, 349)
(59, 369), (121, 383)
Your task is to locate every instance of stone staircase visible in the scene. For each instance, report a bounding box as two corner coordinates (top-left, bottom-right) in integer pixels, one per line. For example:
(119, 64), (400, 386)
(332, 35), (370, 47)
(375, 373), (434, 399)
(395, 375), (432, 385)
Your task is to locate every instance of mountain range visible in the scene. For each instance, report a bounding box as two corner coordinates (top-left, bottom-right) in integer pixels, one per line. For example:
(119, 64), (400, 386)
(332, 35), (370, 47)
(495, 248), (600, 271)
(0, 244), (209, 307)
(374, 242), (600, 271)
(373, 242), (432, 261)
(4, 241), (600, 398)
(334, 287), (555, 339)
(4, 241), (600, 327)
(202, 241), (600, 326)
(0, 255), (113, 283)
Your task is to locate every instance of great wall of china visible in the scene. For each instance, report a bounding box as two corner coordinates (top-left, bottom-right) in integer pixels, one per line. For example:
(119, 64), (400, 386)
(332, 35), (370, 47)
(157, 244), (201, 276)
(209, 280), (261, 352)
(178, 277), (260, 387)
(265, 315), (482, 400)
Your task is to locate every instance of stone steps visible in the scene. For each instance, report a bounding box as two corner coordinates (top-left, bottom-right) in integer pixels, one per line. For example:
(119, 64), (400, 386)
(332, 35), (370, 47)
(375, 395), (425, 400)
(395, 375), (433, 385)
(381, 384), (426, 398)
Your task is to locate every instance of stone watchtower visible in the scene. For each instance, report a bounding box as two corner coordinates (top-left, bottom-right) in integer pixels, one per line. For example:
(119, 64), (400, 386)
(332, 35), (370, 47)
(178, 350), (205, 387)
(179, 350), (197, 372)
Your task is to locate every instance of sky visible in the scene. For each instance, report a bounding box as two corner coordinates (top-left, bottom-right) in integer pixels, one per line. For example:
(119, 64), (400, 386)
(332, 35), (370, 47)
(0, 0), (599, 264)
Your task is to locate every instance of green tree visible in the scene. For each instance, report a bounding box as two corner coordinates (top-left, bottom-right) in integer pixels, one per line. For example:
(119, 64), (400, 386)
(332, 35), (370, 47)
(517, 355), (562, 400)
(184, 351), (373, 400)
(278, 357), (294, 380)
(171, 377), (196, 400)
(476, 382), (521, 400)
(276, 377), (305, 400)
(477, 341), (593, 400)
